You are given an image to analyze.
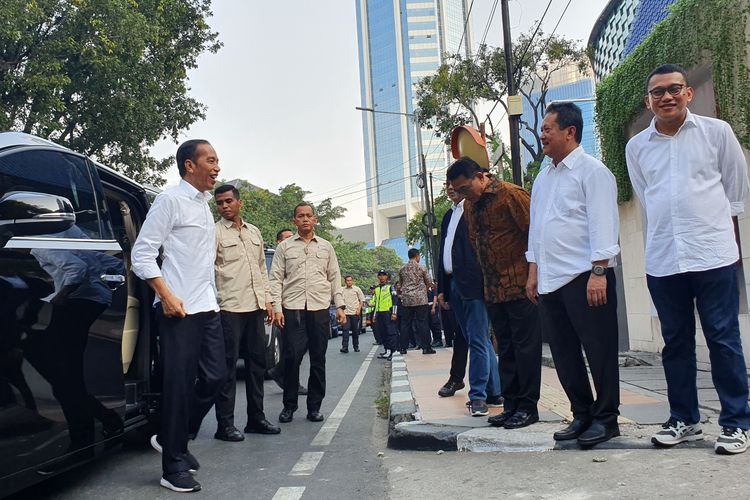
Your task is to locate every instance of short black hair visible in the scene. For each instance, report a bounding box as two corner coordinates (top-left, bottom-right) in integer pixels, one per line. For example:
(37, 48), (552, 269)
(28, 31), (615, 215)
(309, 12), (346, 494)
(446, 156), (482, 182)
(344, 275), (353, 280)
(292, 202), (315, 218)
(645, 64), (689, 94)
(408, 248), (420, 259)
(175, 139), (211, 177)
(545, 102), (583, 144)
(214, 184), (239, 199)
(276, 228), (293, 242)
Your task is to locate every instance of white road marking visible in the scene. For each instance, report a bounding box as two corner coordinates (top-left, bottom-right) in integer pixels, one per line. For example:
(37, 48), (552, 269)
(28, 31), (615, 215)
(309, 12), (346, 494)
(289, 451), (325, 476)
(272, 487), (306, 500)
(310, 345), (378, 446)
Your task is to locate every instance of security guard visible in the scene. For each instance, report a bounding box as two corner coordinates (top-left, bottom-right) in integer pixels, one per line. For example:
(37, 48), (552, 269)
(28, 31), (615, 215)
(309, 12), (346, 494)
(372, 270), (398, 360)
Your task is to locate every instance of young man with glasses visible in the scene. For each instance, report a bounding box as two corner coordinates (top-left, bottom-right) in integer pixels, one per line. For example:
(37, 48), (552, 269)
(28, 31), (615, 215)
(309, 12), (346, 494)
(626, 64), (750, 454)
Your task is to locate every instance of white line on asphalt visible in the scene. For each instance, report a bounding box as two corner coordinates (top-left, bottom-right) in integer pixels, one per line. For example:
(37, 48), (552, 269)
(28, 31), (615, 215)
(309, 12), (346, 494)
(289, 451), (325, 476)
(271, 487), (306, 500)
(310, 344), (378, 446)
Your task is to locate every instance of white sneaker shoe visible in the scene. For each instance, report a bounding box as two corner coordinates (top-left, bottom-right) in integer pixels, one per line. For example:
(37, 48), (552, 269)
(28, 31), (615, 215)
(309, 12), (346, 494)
(651, 417), (703, 446)
(715, 427), (749, 455)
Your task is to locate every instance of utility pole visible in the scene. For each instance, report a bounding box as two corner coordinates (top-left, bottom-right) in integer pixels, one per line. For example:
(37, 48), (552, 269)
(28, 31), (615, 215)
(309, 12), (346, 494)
(355, 106), (439, 275)
(501, 0), (523, 186)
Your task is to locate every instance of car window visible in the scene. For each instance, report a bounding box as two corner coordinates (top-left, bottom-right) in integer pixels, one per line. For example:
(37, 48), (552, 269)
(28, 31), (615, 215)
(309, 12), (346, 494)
(0, 149), (104, 239)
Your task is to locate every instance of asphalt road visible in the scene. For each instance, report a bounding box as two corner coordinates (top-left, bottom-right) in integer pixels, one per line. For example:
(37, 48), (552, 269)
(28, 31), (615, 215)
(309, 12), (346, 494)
(11, 333), (390, 500)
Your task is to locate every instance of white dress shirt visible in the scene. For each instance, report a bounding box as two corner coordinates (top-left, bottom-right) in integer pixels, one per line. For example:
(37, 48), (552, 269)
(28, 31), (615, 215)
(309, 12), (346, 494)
(442, 199), (464, 274)
(626, 111), (750, 277)
(526, 146), (620, 294)
(132, 179), (219, 314)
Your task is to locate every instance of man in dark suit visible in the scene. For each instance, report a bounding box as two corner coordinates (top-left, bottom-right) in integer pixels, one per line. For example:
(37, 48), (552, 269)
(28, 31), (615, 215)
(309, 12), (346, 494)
(436, 182), (501, 416)
(436, 183), (469, 397)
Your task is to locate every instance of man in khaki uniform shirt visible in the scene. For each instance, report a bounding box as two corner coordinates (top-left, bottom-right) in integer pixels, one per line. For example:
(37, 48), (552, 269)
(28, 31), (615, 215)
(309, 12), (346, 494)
(213, 185), (280, 440)
(340, 275), (365, 353)
(270, 202), (346, 423)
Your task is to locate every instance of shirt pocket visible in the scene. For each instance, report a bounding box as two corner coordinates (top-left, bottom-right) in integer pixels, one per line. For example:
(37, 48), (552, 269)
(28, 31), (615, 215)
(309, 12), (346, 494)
(220, 240), (241, 264)
(553, 185), (583, 217)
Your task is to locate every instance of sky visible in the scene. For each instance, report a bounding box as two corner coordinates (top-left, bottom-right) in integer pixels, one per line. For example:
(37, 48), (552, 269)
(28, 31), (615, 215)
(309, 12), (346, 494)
(152, 0), (609, 228)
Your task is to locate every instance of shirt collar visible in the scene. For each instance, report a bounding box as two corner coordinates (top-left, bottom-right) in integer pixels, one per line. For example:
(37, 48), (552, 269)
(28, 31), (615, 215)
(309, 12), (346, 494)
(556, 145), (585, 170)
(294, 233), (318, 243)
(179, 179), (212, 201)
(647, 109), (697, 139)
(220, 217), (246, 229)
(453, 199), (465, 210)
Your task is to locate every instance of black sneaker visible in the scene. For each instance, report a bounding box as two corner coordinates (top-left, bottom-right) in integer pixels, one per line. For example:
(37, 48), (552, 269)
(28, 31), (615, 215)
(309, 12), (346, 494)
(715, 427), (749, 455)
(151, 435), (199, 474)
(470, 400), (489, 417)
(161, 471), (201, 492)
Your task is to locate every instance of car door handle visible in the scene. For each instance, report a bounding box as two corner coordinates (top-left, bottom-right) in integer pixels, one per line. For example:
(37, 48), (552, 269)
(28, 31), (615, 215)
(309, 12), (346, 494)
(101, 274), (126, 290)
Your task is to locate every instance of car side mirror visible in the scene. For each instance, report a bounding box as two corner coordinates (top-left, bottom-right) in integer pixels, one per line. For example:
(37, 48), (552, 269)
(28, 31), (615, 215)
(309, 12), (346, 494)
(0, 191), (76, 248)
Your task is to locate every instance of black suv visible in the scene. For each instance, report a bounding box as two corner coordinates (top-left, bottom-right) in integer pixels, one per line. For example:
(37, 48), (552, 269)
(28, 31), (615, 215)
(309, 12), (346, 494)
(0, 133), (283, 496)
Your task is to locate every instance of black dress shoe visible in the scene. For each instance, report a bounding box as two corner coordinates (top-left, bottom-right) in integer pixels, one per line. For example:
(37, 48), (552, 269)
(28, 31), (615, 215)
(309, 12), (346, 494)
(307, 411), (324, 422)
(504, 410), (539, 429)
(340, 347), (349, 353)
(445, 341), (453, 347)
(437, 379), (465, 397)
(298, 385), (308, 395)
(279, 408), (295, 423)
(245, 419), (281, 435)
(553, 418), (591, 441)
(354, 347), (360, 352)
(399, 349), (407, 355)
(422, 348), (436, 354)
(487, 410), (515, 427)
(377, 350), (392, 359)
(577, 421), (620, 448)
(214, 426), (245, 441)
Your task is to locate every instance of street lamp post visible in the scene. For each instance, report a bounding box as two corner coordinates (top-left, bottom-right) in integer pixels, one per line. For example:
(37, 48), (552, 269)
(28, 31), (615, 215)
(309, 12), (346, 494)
(356, 106), (438, 275)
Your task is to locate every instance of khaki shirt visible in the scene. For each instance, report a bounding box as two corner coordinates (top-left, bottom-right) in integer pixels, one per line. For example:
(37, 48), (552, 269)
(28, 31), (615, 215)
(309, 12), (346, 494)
(342, 285), (365, 315)
(215, 218), (271, 312)
(269, 233), (344, 313)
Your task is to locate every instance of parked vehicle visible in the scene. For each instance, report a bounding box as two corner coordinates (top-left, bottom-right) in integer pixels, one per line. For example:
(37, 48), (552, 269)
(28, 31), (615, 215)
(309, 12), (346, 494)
(0, 132), (161, 496)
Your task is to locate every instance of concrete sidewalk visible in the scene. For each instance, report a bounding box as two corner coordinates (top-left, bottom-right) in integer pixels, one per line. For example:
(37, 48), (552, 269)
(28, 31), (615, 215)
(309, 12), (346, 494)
(386, 346), (742, 452)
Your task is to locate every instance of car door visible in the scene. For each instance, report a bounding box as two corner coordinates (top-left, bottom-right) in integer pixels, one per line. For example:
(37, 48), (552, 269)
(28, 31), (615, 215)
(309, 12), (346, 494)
(0, 147), (128, 492)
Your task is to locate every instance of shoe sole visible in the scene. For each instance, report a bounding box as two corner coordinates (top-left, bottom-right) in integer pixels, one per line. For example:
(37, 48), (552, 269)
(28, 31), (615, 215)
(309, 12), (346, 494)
(470, 410), (489, 417)
(715, 443), (749, 455)
(213, 434), (244, 442)
(160, 478), (201, 493)
(651, 433), (704, 447)
(150, 435), (162, 454)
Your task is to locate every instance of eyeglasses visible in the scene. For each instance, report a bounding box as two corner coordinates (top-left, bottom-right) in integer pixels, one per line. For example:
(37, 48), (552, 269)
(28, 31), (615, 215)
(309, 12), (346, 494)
(647, 84), (685, 99)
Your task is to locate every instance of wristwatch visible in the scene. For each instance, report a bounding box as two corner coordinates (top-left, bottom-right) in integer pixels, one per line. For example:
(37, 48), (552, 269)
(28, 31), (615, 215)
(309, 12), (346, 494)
(591, 264), (607, 276)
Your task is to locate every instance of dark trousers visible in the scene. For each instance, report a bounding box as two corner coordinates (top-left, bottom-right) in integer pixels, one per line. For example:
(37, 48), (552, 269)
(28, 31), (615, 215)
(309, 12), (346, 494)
(448, 313), (468, 382)
(374, 311), (398, 351)
(371, 313), (382, 344)
(158, 308), (226, 474)
(647, 264), (750, 429)
(486, 298), (541, 414)
(442, 307), (459, 346)
(215, 310), (266, 428)
(281, 308), (328, 412)
(399, 305), (431, 351)
(539, 270), (620, 424)
(429, 306), (443, 343)
(342, 314), (361, 349)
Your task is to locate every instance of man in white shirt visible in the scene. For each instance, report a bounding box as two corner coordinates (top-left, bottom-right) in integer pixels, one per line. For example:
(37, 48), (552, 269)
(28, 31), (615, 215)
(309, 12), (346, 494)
(526, 102), (621, 447)
(131, 140), (226, 493)
(626, 64), (750, 455)
(340, 275), (365, 353)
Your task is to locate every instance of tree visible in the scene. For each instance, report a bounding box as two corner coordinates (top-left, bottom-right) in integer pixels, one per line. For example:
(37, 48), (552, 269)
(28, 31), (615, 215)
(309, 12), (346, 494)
(226, 181), (346, 245)
(332, 237), (402, 289)
(415, 29), (589, 169)
(405, 192), (451, 248)
(0, 0), (221, 186)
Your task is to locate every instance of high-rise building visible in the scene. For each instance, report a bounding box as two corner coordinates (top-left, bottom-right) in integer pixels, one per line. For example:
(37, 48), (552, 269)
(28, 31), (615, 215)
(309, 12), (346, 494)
(355, 0), (473, 252)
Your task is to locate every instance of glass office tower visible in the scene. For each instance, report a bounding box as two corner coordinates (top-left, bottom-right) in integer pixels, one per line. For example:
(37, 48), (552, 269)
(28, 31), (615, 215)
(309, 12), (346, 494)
(356, 0), (472, 253)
